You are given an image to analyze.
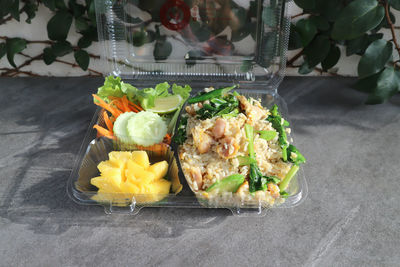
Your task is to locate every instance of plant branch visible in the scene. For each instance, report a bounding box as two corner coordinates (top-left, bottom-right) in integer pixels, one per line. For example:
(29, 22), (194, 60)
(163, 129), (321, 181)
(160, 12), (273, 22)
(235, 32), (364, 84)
(0, 7), (24, 25)
(54, 59), (102, 75)
(385, 2), (400, 58)
(286, 49), (304, 66)
(291, 12), (306, 19)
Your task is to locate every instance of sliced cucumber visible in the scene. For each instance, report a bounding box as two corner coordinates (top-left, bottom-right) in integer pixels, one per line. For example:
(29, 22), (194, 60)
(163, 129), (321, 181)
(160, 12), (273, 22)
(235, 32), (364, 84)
(206, 174), (245, 193)
(113, 112), (136, 143)
(126, 111), (167, 146)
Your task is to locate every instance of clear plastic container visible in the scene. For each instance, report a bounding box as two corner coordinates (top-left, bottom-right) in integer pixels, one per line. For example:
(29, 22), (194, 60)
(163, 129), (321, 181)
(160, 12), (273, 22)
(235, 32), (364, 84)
(67, 0), (308, 216)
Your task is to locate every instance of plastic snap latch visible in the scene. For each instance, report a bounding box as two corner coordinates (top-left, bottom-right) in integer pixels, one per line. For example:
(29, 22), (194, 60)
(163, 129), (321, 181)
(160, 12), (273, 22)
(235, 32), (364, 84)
(103, 197), (139, 215)
(231, 205), (267, 217)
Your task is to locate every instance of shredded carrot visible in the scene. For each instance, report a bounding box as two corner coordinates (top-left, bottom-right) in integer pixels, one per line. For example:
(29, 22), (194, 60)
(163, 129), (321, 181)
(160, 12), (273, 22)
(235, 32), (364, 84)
(93, 94), (122, 118)
(128, 104), (140, 113)
(103, 111), (114, 133)
(130, 102), (143, 111)
(119, 96), (129, 112)
(93, 125), (113, 137)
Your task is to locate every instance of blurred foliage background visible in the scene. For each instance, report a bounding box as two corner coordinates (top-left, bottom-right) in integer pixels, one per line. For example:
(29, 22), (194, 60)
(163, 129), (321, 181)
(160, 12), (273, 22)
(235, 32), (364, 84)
(0, 0), (399, 104)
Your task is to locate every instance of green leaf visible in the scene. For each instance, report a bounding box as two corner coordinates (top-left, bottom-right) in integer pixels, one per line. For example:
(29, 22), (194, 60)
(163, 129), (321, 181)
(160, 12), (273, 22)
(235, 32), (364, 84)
(295, 19), (317, 47)
(0, 0), (12, 18)
(388, 0), (400, 10)
(298, 60), (313, 74)
(382, 10), (396, 28)
(240, 59), (252, 72)
(346, 33), (383, 56)
(55, 0), (67, 10)
(231, 22), (253, 42)
(232, 6), (247, 29)
(331, 0), (384, 40)
(262, 6), (276, 27)
(74, 50), (89, 70)
(6, 38), (27, 68)
(69, 0), (85, 18)
(358, 40), (392, 79)
(315, 0), (343, 22)
(51, 40), (73, 57)
(321, 45), (341, 70)
(42, 0), (56, 11)
(303, 35), (330, 67)
(365, 67), (400, 104)
(47, 11), (73, 41)
(190, 20), (211, 42)
(81, 26), (98, 42)
(294, 0), (315, 10)
(87, 0), (96, 24)
(131, 30), (147, 47)
(22, 2), (38, 23)
(153, 40), (172, 61)
(0, 43), (6, 59)
(309, 15), (330, 31)
(10, 0), (20, 21)
(288, 24), (302, 50)
(75, 17), (89, 32)
(43, 47), (56, 65)
(353, 71), (381, 93)
(78, 36), (92, 49)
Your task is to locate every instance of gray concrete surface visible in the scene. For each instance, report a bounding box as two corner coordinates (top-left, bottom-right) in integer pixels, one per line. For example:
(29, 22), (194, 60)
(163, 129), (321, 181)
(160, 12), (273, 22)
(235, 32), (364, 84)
(0, 77), (399, 266)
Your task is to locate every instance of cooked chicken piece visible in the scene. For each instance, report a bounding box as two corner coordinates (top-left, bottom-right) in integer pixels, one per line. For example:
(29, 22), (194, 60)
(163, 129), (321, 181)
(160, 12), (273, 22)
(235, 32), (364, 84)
(217, 136), (239, 159)
(185, 105), (195, 116)
(190, 167), (203, 190)
(268, 183), (280, 198)
(212, 118), (226, 139)
(237, 95), (265, 124)
(192, 127), (213, 154)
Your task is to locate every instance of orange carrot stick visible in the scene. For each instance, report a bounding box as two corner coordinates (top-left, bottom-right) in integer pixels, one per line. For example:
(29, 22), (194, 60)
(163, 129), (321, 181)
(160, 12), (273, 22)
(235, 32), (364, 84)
(93, 124), (113, 137)
(103, 111), (114, 133)
(92, 94), (122, 118)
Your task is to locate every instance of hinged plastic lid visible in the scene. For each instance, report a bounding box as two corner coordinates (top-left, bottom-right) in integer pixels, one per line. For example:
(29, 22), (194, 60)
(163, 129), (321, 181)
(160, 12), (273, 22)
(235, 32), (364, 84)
(95, 0), (290, 88)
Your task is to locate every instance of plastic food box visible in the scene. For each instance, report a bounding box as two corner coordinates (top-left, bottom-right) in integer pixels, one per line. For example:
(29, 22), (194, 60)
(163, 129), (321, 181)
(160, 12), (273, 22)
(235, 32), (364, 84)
(67, 0), (308, 216)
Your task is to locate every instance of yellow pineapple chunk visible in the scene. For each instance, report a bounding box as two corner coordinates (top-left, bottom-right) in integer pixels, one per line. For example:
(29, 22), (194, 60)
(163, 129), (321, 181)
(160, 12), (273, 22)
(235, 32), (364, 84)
(148, 161), (168, 180)
(108, 151), (132, 168)
(90, 150), (172, 205)
(91, 176), (122, 193)
(131, 151), (150, 168)
(151, 179), (171, 195)
(125, 160), (155, 184)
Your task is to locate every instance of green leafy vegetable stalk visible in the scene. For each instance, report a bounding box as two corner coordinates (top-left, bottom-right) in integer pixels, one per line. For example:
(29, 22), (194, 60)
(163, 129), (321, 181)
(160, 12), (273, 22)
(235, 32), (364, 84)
(245, 124), (280, 193)
(266, 104), (289, 161)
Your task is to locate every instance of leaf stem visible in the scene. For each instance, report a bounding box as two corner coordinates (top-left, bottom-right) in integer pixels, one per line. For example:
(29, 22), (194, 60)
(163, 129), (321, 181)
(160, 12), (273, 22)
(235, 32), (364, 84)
(291, 12), (306, 19)
(286, 49), (304, 66)
(385, 2), (400, 59)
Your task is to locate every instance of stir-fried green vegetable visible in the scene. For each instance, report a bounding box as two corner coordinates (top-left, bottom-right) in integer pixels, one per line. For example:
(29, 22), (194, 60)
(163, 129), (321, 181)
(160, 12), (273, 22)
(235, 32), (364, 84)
(279, 165), (299, 191)
(187, 85), (236, 104)
(196, 94), (239, 120)
(245, 124), (281, 193)
(267, 104), (289, 161)
(258, 130), (277, 141)
(172, 116), (188, 145)
(287, 144), (306, 165)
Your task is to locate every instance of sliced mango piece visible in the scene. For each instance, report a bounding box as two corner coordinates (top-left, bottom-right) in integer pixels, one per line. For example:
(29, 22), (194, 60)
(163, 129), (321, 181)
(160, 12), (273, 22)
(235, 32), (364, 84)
(131, 150), (150, 168)
(148, 160), (168, 180)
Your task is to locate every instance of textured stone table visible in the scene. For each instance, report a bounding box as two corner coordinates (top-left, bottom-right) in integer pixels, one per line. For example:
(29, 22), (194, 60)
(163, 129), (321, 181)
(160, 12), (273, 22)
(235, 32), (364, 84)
(1, 77), (399, 266)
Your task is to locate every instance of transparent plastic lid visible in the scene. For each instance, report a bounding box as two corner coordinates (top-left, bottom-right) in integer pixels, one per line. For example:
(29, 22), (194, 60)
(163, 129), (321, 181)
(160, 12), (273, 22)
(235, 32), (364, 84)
(95, 0), (290, 88)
